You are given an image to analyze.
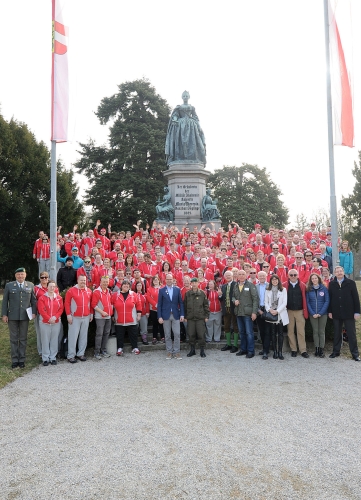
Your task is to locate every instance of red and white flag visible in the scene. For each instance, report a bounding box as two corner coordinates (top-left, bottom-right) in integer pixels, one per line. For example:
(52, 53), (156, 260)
(51, 0), (68, 142)
(328, 0), (354, 148)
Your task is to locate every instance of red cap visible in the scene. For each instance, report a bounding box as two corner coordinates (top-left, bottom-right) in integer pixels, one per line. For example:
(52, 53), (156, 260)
(255, 224), (261, 228)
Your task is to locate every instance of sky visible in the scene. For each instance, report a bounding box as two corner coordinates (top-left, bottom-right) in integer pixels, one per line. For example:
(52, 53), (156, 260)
(1, 0), (361, 228)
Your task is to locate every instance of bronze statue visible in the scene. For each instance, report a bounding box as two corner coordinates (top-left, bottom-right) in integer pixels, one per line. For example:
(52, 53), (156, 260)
(201, 189), (220, 221)
(156, 187), (174, 222)
(165, 91), (206, 166)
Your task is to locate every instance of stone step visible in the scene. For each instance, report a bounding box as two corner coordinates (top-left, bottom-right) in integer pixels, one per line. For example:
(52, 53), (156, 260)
(104, 336), (290, 355)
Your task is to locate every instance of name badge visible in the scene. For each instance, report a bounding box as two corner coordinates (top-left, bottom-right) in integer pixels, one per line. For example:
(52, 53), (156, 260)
(245, 288), (249, 291)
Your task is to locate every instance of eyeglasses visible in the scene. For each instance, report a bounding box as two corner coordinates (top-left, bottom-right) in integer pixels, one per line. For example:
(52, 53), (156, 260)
(72, 249), (78, 252)
(289, 274), (297, 277)
(40, 276), (48, 279)
(250, 272), (256, 274)
(305, 254), (312, 257)
(296, 256), (303, 258)
(126, 272), (132, 275)
(84, 261), (91, 264)
(273, 247), (279, 250)
(263, 266), (270, 268)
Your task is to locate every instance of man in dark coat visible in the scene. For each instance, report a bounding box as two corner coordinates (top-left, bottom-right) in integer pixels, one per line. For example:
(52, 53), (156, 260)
(1, 267), (37, 368)
(219, 270), (239, 353)
(57, 257), (77, 292)
(184, 278), (210, 358)
(328, 266), (360, 361)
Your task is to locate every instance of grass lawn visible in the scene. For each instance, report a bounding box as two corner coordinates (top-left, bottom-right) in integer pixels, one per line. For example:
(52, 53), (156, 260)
(1, 283), (361, 389)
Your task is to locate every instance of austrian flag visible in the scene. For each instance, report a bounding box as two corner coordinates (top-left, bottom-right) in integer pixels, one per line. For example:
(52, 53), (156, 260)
(328, 0), (354, 148)
(51, 0), (68, 142)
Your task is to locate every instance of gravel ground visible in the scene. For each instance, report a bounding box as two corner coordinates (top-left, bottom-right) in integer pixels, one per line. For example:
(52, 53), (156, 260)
(1, 349), (360, 500)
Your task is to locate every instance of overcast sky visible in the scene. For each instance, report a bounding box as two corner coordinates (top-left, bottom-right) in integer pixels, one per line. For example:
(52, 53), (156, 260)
(1, 0), (360, 227)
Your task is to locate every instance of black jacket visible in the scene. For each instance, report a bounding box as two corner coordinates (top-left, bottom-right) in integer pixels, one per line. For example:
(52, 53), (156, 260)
(328, 277), (360, 319)
(57, 266), (77, 292)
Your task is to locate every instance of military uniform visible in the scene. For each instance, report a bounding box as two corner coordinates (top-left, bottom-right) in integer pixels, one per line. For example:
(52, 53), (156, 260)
(184, 289), (210, 348)
(2, 281), (37, 364)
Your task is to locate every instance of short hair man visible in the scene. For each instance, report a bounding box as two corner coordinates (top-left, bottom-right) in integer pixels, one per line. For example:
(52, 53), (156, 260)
(2, 267), (37, 368)
(232, 270), (259, 358)
(64, 275), (93, 363)
(328, 266), (360, 361)
(219, 270), (240, 353)
(283, 270), (309, 358)
(184, 278), (210, 358)
(91, 276), (113, 360)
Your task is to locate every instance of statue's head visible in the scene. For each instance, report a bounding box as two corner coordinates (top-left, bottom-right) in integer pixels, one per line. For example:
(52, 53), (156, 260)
(164, 186), (168, 192)
(206, 188), (211, 195)
(182, 90), (190, 101)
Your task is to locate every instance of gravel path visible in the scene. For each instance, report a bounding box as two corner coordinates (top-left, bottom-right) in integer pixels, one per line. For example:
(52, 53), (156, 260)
(1, 349), (360, 500)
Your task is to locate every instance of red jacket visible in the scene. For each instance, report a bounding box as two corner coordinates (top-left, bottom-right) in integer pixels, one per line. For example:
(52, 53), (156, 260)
(91, 286), (113, 318)
(94, 228), (110, 251)
(146, 286), (160, 311)
(38, 293), (64, 323)
(207, 289), (221, 313)
(64, 285), (93, 317)
(37, 242), (50, 260)
(282, 280), (309, 319)
(77, 266), (97, 289)
(111, 290), (142, 325)
(137, 293), (149, 316)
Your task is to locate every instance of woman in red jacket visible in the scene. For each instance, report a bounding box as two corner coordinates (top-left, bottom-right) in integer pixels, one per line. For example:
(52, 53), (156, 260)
(205, 280), (222, 342)
(37, 280), (64, 366)
(111, 279), (142, 356)
(146, 275), (164, 344)
(135, 281), (150, 345)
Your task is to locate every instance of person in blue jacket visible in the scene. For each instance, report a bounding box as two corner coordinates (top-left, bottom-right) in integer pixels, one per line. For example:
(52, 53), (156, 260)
(306, 273), (330, 358)
(57, 246), (84, 270)
(338, 240), (353, 277)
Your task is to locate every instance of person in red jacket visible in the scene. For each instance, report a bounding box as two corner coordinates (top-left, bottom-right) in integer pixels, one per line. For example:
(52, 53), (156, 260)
(77, 258), (96, 289)
(146, 275), (164, 344)
(37, 235), (51, 276)
(135, 281), (150, 345)
(38, 280), (64, 365)
(205, 280), (222, 342)
(91, 276), (113, 360)
(111, 279), (142, 356)
(282, 270), (309, 358)
(64, 275), (93, 363)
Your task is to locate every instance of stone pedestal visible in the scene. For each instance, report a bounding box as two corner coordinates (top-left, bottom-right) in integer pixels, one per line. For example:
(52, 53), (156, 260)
(162, 161), (221, 231)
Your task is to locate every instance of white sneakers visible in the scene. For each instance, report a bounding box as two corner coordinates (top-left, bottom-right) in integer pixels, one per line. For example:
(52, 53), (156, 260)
(132, 348), (140, 355)
(116, 348), (123, 356)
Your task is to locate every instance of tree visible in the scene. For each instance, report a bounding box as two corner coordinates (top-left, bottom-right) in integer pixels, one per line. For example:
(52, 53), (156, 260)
(341, 154), (361, 249)
(207, 164), (289, 231)
(0, 115), (84, 282)
(75, 78), (171, 230)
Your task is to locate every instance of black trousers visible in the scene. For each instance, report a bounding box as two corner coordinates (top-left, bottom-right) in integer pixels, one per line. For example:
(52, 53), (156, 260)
(264, 321), (283, 354)
(149, 310), (164, 339)
(333, 318), (359, 358)
(115, 324), (138, 349)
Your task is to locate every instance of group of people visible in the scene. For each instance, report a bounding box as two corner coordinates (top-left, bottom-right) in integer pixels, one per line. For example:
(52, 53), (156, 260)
(2, 219), (359, 368)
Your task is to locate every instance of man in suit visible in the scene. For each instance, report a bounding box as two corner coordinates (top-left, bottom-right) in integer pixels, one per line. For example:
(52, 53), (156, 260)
(157, 273), (184, 360)
(219, 270), (239, 353)
(2, 267), (37, 368)
(328, 266), (360, 361)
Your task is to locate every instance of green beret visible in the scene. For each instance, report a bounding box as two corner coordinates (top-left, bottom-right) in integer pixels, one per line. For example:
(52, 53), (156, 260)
(15, 267), (26, 274)
(190, 277), (198, 282)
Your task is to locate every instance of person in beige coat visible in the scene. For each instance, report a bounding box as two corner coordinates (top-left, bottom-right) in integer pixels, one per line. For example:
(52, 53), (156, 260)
(264, 275), (289, 360)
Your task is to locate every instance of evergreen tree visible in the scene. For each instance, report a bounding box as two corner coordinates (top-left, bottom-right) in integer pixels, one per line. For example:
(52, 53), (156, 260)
(341, 153), (361, 249)
(207, 164), (289, 232)
(0, 115), (84, 282)
(75, 78), (171, 230)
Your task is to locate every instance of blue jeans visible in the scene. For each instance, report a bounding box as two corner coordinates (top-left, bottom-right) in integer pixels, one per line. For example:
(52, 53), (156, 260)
(237, 315), (254, 354)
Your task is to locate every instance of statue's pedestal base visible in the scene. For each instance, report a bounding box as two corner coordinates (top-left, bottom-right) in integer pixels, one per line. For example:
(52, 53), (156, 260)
(163, 162), (221, 231)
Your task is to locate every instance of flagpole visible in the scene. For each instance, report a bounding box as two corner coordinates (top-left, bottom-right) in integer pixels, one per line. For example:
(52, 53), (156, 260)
(323, 0), (339, 272)
(50, 140), (57, 281)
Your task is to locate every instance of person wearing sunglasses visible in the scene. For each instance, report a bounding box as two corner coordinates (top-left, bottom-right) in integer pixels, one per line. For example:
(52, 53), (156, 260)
(36, 236), (51, 276)
(283, 270), (309, 358)
(77, 258), (95, 289)
(289, 252), (309, 284)
(57, 246), (84, 270)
